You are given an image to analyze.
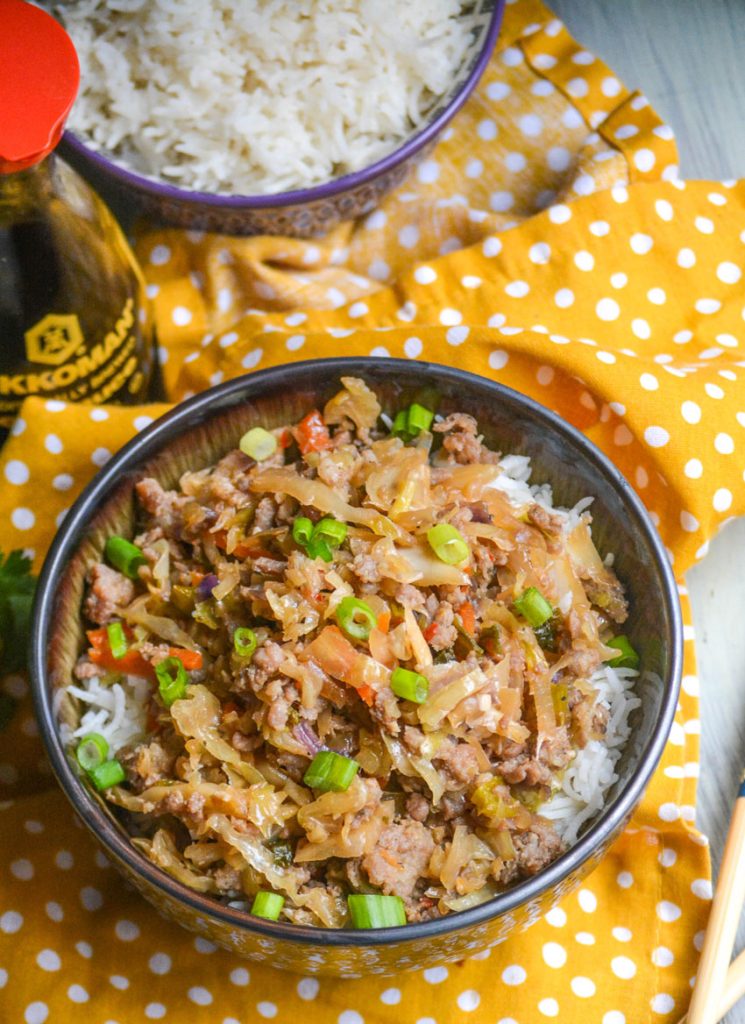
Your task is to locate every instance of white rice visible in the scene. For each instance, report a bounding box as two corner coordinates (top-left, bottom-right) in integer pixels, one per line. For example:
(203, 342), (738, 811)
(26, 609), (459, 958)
(62, 453), (639, 847)
(58, 674), (150, 756)
(488, 454), (641, 844)
(488, 453), (595, 534)
(41, 0), (472, 195)
(538, 665), (641, 845)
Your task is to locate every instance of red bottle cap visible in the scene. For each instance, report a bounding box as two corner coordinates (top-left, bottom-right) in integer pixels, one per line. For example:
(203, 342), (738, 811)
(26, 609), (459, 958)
(0, 0), (80, 173)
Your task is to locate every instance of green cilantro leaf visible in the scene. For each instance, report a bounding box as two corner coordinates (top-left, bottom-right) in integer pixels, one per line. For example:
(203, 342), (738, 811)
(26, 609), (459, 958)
(0, 549), (37, 674)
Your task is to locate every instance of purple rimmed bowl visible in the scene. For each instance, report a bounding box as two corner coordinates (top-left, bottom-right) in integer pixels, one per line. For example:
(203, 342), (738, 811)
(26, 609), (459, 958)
(30, 358), (683, 977)
(58, 2), (504, 237)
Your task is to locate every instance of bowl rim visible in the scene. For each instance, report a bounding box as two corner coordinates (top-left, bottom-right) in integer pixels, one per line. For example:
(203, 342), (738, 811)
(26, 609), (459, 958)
(58, 2), (505, 211)
(30, 357), (683, 949)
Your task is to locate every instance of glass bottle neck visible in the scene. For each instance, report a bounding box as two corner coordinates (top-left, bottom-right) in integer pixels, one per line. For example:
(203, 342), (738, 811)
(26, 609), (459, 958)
(0, 154), (55, 222)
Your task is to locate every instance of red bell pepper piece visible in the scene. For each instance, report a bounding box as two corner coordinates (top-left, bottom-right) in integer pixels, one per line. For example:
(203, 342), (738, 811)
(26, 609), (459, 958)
(295, 409), (331, 454)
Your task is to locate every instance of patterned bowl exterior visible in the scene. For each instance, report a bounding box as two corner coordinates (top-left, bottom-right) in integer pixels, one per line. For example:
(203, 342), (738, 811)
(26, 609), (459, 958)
(30, 359), (682, 976)
(57, 2), (504, 237)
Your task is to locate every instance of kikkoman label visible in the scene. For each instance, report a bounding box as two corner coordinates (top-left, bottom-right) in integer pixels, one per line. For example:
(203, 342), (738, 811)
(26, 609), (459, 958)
(0, 298), (144, 428)
(24, 313), (84, 366)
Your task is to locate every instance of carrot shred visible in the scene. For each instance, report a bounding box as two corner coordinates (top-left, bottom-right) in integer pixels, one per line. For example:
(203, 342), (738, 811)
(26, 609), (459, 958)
(377, 610), (391, 634)
(459, 602), (476, 636)
(423, 622), (439, 643)
(86, 627), (203, 677)
(379, 849), (401, 869)
(357, 684), (375, 707)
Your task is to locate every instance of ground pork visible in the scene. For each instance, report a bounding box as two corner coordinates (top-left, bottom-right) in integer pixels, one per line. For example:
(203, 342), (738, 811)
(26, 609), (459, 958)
(214, 864), (242, 892)
(527, 504), (566, 548)
(434, 738), (481, 785)
(73, 657), (101, 680)
(252, 557), (287, 577)
(406, 793), (430, 822)
(427, 601), (458, 652)
(440, 791), (468, 821)
(204, 450), (254, 507)
(316, 446), (360, 496)
(252, 496), (278, 532)
(394, 582), (427, 611)
(84, 563), (134, 625)
(350, 550), (381, 584)
(120, 738), (176, 791)
(263, 678), (300, 731)
(571, 696), (609, 748)
(156, 789), (207, 828)
(234, 640), (285, 695)
(497, 727), (574, 787)
(137, 641), (173, 666)
(433, 413), (500, 465)
(362, 820), (434, 899)
(371, 686), (401, 735)
(135, 477), (193, 536)
(582, 574), (629, 624)
(512, 820), (565, 876)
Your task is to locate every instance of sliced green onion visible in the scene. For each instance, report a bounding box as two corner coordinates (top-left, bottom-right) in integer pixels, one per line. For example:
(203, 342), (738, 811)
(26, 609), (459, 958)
(391, 403), (434, 441)
(234, 626), (257, 660)
(251, 891), (285, 920)
(306, 537), (333, 562)
(155, 656), (188, 707)
(390, 666), (429, 704)
(348, 894), (407, 929)
(292, 517), (314, 547)
(426, 523), (470, 565)
(312, 517), (348, 548)
(407, 403), (434, 434)
(303, 750), (360, 793)
(75, 732), (109, 773)
(336, 596), (377, 640)
(239, 427), (277, 462)
(89, 758), (125, 791)
(513, 587), (553, 629)
(104, 536), (146, 579)
(391, 409), (410, 439)
(605, 635), (640, 670)
(106, 621), (128, 660)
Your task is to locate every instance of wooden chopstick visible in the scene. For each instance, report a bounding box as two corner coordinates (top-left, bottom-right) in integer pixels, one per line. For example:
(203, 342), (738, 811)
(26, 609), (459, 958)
(686, 784), (745, 1024)
(678, 947), (745, 1023)
(721, 949), (745, 1018)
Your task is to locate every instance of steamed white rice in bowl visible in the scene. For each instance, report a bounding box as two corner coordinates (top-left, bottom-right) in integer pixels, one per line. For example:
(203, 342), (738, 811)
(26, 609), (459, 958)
(40, 0), (476, 195)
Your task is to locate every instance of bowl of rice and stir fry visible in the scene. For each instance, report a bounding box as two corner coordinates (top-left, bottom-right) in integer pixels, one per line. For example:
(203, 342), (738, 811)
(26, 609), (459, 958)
(31, 360), (682, 974)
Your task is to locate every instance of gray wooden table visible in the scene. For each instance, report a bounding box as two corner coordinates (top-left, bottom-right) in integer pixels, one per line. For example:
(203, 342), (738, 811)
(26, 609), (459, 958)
(550, 1), (745, 1019)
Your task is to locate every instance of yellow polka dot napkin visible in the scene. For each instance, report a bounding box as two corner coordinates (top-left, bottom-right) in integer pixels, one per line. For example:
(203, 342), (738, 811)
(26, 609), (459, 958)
(2, 0), (741, 1020)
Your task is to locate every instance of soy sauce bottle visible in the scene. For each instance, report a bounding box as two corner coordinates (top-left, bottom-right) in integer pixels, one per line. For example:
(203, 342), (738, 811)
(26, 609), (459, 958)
(0, 0), (155, 440)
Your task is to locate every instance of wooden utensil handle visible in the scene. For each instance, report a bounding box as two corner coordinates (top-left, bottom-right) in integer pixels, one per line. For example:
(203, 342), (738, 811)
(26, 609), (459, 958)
(677, 947), (745, 1023)
(721, 948), (745, 1016)
(687, 797), (745, 1024)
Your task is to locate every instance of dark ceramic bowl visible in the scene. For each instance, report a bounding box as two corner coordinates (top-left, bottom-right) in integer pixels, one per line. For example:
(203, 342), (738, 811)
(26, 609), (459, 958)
(30, 358), (682, 976)
(58, 2), (504, 237)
